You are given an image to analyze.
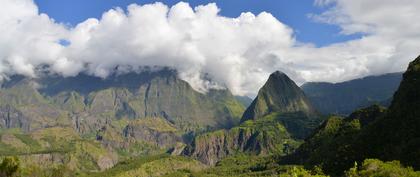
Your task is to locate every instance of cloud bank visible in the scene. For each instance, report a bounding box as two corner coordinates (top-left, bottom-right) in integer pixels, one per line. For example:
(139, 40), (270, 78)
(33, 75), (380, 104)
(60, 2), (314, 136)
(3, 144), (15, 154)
(1, 0), (419, 96)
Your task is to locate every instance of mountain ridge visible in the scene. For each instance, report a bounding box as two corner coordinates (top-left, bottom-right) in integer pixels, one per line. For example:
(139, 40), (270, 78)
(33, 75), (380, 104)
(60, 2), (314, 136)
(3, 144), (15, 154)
(302, 72), (403, 115)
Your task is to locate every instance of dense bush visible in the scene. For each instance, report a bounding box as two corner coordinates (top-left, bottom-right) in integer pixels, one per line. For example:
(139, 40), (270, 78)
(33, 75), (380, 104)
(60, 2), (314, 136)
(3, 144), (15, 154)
(279, 166), (328, 177)
(0, 157), (20, 177)
(345, 159), (420, 177)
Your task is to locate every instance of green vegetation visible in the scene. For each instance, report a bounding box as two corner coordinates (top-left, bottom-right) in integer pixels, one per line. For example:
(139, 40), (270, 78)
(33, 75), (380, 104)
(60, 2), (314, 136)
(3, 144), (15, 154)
(186, 112), (302, 166)
(345, 159), (420, 177)
(0, 157), (20, 177)
(283, 105), (387, 175)
(195, 154), (282, 176)
(85, 154), (170, 177)
(84, 154), (205, 177)
(279, 166), (328, 177)
(129, 117), (178, 132)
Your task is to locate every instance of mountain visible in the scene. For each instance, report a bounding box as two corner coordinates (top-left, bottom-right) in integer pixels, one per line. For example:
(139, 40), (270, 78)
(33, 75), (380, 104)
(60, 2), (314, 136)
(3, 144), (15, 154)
(284, 55), (420, 176)
(241, 71), (321, 138)
(0, 69), (245, 172)
(183, 71), (322, 165)
(301, 72), (402, 115)
(235, 95), (253, 108)
(0, 69), (244, 133)
(362, 55), (420, 169)
(1, 60), (417, 176)
(242, 71), (319, 122)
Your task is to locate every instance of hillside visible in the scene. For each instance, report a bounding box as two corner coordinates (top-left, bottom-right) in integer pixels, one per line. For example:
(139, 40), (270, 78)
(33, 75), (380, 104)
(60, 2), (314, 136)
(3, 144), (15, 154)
(0, 69), (245, 173)
(284, 55), (420, 176)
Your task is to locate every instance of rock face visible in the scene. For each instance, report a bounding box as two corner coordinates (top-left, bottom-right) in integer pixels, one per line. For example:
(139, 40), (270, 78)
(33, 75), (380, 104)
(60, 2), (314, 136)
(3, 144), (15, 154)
(0, 105), (30, 131)
(184, 115), (299, 165)
(184, 71), (321, 165)
(241, 71), (318, 122)
(302, 72), (402, 115)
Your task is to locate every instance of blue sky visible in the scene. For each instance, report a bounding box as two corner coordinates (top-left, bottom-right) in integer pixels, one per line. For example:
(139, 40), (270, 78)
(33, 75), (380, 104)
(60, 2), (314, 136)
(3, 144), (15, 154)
(34, 0), (360, 47)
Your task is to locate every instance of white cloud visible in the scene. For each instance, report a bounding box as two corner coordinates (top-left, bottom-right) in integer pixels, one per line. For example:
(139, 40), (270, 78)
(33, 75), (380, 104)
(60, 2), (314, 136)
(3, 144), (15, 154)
(0, 0), (419, 96)
(304, 0), (420, 81)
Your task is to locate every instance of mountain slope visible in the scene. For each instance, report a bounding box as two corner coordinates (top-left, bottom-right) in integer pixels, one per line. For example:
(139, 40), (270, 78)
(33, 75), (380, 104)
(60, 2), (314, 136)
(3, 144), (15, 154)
(235, 95), (253, 108)
(0, 69), (244, 133)
(0, 69), (245, 172)
(302, 72), (402, 115)
(285, 55), (420, 175)
(361, 55), (420, 169)
(242, 71), (318, 123)
(282, 105), (387, 175)
(184, 71), (322, 165)
(184, 113), (301, 165)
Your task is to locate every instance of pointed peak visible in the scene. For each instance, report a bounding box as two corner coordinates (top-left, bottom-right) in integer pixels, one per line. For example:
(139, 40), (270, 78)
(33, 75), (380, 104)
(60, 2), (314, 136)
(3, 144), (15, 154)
(267, 70), (292, 83)
(241, 70), (319, 122)
(269, 70), (287, 78)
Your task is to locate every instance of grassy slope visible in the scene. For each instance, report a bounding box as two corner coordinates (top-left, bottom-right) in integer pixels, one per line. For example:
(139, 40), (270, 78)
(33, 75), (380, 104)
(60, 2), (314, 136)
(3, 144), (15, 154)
(85, 154), (206, 177)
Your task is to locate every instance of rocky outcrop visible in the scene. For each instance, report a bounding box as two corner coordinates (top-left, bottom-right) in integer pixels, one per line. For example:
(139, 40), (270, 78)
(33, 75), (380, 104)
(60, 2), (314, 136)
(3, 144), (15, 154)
(0, 105), (30, 131)
(184, 114), (299, 165)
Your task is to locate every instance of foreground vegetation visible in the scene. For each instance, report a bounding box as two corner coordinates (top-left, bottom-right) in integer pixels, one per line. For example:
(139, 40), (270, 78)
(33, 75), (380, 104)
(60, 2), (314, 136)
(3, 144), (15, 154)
(2, 154), (420, 177)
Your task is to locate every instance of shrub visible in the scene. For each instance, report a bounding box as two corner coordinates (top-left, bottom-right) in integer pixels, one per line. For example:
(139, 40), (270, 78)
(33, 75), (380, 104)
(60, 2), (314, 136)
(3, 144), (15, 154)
(0, 157), (20, 177)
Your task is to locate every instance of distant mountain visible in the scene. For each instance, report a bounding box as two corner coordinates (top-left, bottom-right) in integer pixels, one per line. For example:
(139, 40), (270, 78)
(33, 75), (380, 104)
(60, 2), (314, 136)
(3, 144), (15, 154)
(235, 95), (253, 108)
(302, 72), (402, 115)
(184, 71), (322, 165)
(0, 69), (244, 133)
(0, 69), (245, 172)
(284, 55), (420, 175)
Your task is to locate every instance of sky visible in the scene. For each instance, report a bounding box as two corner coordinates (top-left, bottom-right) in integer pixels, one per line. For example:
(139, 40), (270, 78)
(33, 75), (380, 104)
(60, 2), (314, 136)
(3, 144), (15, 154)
(0, 0), (419, 96)
(34, 0), (361, 47)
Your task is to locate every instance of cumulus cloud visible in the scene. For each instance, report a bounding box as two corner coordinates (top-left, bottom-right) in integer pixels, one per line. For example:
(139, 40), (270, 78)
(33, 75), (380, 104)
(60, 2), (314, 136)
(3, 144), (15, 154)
(0, 0), (419, 96)
(306, 0), (420, 80)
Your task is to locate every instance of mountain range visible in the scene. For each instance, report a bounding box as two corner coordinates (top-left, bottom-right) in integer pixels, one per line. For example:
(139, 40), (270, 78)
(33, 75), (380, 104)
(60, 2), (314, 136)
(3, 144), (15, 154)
(0, 68), (244, 172)
(302, 72), (402, 115)
(1, 56), (420, 177)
